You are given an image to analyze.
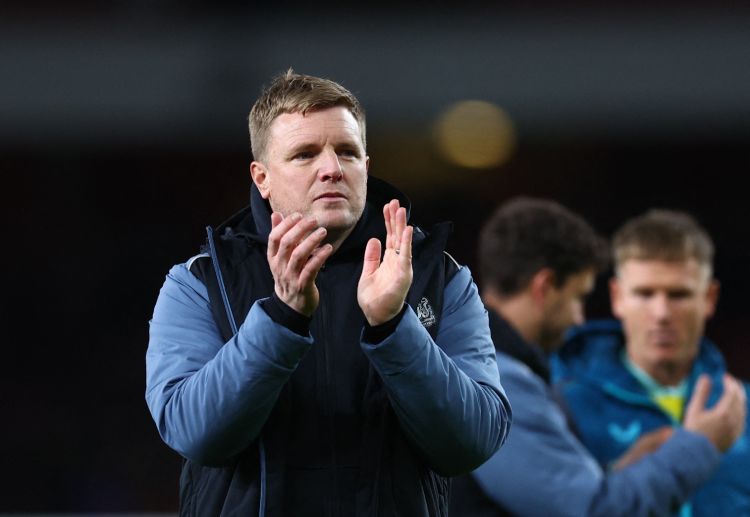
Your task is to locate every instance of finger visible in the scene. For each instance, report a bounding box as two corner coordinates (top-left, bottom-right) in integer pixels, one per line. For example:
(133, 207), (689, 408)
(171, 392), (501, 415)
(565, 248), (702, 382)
(715, 375), (744, 414)
(399, 225), (413, 264)
(396, 206), (406, 249)
(275, 216), (319, 264)
(715, 377), (746, 438)
(298, 244), (334, 288)
(392, 201), (403, 249)
(268, 212), (301, 257)
(387, 200), (399, 250)
(287, 226), (328, 274)
(383, 203), (393, 250)
(734, 379), (748, 421)
(361, 238), (382, 278)
(734, 376), (748, 408)
(686, 374), (712, 416)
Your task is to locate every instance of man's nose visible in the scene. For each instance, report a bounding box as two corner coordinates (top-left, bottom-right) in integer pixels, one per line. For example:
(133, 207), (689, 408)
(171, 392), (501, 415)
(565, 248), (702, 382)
(318, 149), (343, 182)
(650, 293), (672, 321)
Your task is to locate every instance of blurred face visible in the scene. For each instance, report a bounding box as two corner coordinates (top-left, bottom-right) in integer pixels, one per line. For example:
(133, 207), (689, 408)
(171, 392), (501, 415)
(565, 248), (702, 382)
(250, 106), (369, 238)
(611, 259), (718, 380)
(539, 269), (595, 351)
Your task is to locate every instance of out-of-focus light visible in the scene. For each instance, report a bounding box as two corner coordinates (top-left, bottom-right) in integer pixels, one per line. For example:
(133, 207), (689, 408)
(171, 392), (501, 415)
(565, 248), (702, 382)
(434, 100), (516, 169)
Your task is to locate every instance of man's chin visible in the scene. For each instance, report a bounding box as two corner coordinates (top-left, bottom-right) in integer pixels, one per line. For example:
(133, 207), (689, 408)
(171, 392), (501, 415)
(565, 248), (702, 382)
(649, 347), (693, 369)
(315, 209), (359, 231)
(316, 216), (356, 237)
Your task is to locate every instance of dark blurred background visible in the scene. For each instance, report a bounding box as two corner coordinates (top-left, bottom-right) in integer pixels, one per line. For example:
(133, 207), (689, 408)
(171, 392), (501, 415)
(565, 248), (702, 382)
(3, 0), (750, 511)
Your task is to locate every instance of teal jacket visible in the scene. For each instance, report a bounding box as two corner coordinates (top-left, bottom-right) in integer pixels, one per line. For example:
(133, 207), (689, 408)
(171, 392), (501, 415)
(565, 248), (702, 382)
(552, 320), (750, 517)
(451, 311), (720, 517)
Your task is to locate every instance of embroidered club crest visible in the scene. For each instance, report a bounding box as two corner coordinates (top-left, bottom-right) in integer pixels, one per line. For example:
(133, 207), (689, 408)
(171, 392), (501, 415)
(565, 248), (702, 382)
(417, 297), (437, 328)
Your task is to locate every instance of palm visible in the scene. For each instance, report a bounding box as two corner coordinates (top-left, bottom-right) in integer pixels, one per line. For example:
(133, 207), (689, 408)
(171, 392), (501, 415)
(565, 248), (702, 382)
(357, 200), (414, 326)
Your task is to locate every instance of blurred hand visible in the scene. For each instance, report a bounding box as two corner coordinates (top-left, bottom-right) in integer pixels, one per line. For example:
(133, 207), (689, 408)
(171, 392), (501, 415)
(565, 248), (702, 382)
(358, 199), (414, 326)
(611, 427), (674, 471)
(684, 374), (747, 453)
(267, 212), (333, 317)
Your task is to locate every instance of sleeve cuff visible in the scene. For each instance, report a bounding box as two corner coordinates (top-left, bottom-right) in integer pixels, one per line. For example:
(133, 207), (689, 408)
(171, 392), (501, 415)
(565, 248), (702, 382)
(362, 305), (408, 344)
(259, 292), (312, 337)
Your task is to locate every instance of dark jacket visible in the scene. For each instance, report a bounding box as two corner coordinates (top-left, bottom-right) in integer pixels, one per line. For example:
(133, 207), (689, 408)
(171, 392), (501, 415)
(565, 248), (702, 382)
(146, 177), (510, 516)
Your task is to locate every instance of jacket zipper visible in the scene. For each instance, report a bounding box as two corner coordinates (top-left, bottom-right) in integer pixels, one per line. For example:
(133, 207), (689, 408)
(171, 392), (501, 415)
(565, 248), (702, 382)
(318, 270), (340, 517)
(205, 225), (268, 517)
(206, 226), (238, 335)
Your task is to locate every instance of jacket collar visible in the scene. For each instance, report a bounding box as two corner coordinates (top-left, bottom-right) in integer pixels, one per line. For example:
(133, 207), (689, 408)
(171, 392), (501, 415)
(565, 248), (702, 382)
(487, 308), (551, 384)
(219, 176), (411, 260)
(555, 319), (728, 401)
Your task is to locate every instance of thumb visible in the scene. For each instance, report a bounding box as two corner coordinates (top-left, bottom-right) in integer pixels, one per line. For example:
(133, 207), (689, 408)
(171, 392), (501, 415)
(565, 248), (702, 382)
(361, 238), (382, 278)
(686, 374), (712, 418)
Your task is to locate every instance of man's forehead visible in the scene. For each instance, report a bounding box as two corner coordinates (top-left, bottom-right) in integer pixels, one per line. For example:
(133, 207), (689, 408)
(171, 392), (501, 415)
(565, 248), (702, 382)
(617, 258), (710, 285)
(268, 107), (362, 143)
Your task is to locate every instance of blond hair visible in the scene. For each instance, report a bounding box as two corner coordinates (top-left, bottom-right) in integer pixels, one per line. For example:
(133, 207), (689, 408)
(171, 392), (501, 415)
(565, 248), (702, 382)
(613, 209), (714, 276)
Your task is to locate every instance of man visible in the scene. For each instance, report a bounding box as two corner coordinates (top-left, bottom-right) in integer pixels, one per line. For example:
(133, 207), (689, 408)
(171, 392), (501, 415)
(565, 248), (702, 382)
(554, 209), (749, 516)
(450, 199), (745, 517)
(145, 70), (510, 516)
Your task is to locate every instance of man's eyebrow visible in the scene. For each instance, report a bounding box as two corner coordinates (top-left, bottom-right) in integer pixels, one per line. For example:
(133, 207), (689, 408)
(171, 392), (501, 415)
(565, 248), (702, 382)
(286, 141), (319, 154)
(336, 139), (361, 148)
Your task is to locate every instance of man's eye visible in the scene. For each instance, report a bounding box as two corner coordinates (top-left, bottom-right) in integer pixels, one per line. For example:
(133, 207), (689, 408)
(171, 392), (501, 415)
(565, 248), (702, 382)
(338, 149), (359, 158)
(668, 290), (692, 300)
(294, 152), (314, 160)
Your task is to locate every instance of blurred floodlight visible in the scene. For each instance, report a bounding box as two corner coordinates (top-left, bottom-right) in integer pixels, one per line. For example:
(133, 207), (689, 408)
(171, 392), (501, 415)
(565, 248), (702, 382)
(434, 100), (516, 169)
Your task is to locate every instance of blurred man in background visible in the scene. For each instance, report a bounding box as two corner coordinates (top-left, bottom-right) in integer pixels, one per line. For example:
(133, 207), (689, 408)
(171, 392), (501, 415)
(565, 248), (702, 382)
(451, 199), (745, 516)
(145, 70), (510, 516)
(554, 209), (749, 516)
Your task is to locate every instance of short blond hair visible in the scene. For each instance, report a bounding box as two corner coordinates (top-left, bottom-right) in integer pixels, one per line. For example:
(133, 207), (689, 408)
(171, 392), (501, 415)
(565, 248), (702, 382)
(248, 69), (366, 161)
(613, 209), (714, 276)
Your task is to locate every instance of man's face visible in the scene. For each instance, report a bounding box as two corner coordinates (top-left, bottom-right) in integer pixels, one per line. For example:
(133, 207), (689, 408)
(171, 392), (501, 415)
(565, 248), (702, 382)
(539, 269), (596, 351)
(251, 106), (369, 235)
(610, 259), (718, 377)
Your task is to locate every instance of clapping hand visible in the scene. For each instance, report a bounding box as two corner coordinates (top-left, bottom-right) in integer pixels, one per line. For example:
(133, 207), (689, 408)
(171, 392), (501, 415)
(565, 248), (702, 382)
(267, 212), (333, 317)
(358, 199), (414, 326)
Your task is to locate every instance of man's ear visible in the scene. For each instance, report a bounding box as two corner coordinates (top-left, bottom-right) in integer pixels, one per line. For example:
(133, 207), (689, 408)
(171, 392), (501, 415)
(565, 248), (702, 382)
(250, 161), (270, 199)
(609, 276), (623, 318)
(704, 279), (720, 319)
(529, 268), (555, 306)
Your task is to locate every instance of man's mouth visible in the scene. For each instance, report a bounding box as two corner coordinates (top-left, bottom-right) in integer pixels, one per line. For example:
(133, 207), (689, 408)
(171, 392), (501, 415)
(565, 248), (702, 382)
(649, 329), (678, 347)
(315, 192), (347, 201)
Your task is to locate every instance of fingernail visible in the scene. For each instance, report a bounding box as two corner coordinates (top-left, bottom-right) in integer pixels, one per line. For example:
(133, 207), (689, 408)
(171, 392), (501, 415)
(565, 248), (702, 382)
(317, 227), (327, 234)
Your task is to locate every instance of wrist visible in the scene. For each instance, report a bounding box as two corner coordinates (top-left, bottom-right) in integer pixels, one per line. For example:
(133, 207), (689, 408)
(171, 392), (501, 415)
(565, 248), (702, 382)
(363, 305), (408, 343)
(275, 287), (316, 317)
(364, 302), (405, 327)
(261, 293), (312, 336)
